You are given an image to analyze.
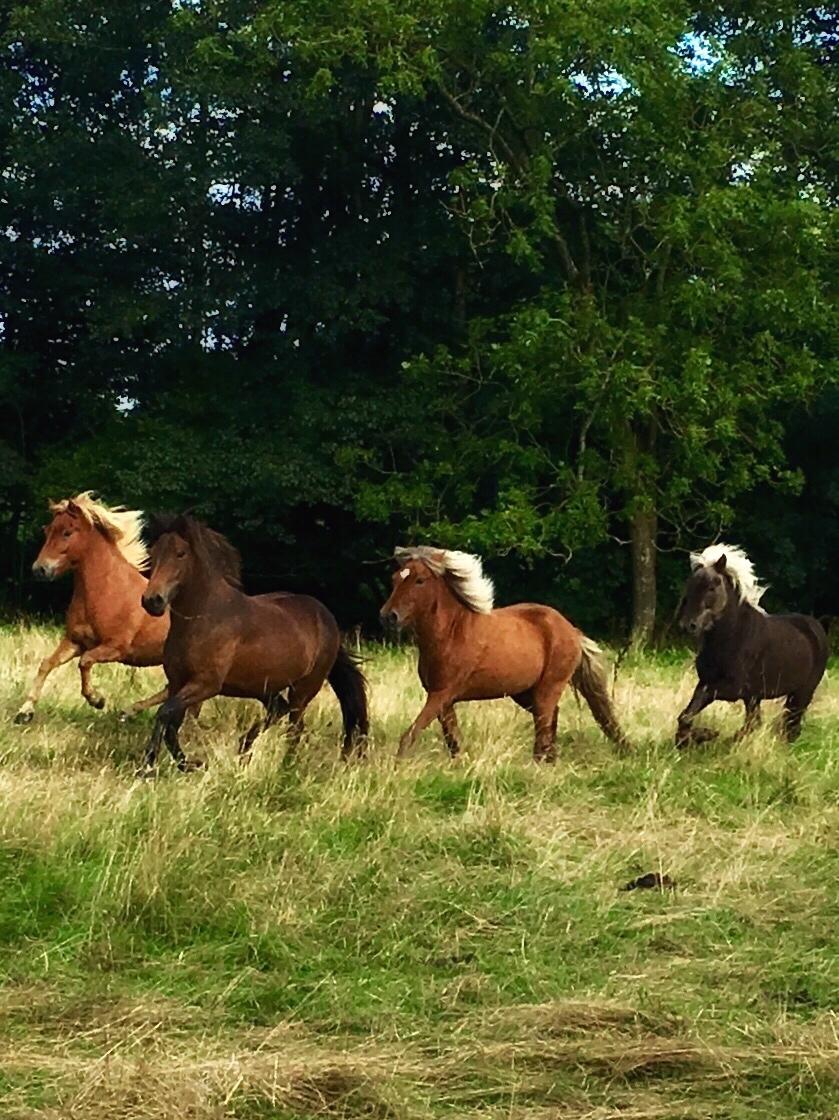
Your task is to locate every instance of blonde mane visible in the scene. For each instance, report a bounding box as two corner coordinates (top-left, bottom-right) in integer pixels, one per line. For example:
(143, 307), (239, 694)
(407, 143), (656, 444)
(689, 542), (767, 611)
(49, 491), (149, 571)
(394, 546), (495, 614)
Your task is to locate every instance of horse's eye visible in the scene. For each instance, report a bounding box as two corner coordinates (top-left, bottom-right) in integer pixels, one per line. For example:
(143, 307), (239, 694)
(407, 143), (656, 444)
(176, 550), (187, 559)
(63, 530), (72, 539)
(415, 577), (426, 586)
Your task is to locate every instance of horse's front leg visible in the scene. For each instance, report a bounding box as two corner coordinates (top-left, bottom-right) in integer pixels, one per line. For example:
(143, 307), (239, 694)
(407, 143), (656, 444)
(398, 691), (455, 758)
(119, 684), (170, 721)
(119, 685), (203, 725)
(676, 682), (717, 748)
(78, 643), (128, 710)
(15, 636), (82, 723)
(139, 681), (217, 777)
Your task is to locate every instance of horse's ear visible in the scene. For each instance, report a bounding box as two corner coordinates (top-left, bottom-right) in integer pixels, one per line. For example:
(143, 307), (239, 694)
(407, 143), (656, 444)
(145, 512), (176, 543)
(714, 554), (727, 573)
(66, 499), (81, 517)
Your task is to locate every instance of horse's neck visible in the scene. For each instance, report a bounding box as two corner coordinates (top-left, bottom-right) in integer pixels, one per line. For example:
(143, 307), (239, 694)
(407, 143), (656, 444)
(413, 584), (471, 660)
(171, 565), (231, 618)
(703, 598), (758, 659)
(76, 531), (137, 600)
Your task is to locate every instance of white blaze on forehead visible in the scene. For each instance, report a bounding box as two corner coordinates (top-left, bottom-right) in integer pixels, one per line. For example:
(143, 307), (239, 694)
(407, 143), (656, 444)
(399, 568), (410, 580)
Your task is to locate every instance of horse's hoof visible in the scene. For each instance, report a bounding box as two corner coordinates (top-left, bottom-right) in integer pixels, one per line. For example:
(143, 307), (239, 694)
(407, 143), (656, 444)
(87, 695), (106, 711)
(179, 757), (205, 773)
(117, 710), (131, 723)
(134, 766), (157, 780)
(238, 751), (253, 768)
(13, 710), (34, 726)
(693, 728), (718, 743)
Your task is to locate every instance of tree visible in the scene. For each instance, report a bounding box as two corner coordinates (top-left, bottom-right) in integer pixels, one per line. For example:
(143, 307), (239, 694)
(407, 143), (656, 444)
(334, 0), (838, 641)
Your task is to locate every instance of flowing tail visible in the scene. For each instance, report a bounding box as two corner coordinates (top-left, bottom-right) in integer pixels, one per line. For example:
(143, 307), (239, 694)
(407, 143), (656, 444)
(572, 636), (630, 751)
(328, 645), (370, 757)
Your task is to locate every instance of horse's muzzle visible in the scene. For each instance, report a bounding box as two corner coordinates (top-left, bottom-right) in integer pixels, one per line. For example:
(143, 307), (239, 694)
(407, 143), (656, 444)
(142, 593), (166, 617)
(379, 608), (401, 628)
(32, 561), (57, 581)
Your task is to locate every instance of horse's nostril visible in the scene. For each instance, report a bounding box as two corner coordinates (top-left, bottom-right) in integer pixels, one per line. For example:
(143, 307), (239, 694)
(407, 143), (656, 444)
(143, 593), (164, 616)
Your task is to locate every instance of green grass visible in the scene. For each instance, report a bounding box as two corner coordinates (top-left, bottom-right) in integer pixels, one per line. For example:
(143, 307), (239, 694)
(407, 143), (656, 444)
(1, 623), (839, 1118)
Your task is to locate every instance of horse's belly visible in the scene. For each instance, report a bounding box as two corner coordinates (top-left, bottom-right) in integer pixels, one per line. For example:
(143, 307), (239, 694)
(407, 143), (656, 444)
(461, 660), (543, 701)
(220, 642), (312, 696)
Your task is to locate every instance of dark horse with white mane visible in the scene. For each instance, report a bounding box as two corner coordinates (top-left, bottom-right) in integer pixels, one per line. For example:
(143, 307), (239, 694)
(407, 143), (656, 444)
(380, 546), (629, 761)
(676, 543), (827, 746)
(139, 515), (368, 774)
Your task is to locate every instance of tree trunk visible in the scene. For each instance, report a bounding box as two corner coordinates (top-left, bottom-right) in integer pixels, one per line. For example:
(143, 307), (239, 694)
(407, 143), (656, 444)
(630, 506), (657, 647)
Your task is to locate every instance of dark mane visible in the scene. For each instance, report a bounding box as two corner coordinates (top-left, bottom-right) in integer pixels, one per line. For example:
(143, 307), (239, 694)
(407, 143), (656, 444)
(147, 513), (242, 588)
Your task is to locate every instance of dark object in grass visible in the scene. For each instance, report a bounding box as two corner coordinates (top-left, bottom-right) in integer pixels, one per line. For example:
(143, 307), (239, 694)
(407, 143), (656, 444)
(621, 872), (676, 892)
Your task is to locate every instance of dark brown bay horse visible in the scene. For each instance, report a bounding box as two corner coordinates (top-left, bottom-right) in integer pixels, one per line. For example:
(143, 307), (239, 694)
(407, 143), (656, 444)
(139, 515), (368, 773)
(15, 493), (171, 723)
(676, 543), (828, 745)
(380, 547), (629, 761)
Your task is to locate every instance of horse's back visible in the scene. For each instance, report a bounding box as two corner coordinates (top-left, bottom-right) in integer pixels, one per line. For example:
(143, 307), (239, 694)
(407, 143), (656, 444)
(254, 591), (339, 636)
(456, 602), (581, 698)
(747, 611), (827, 698)
(771, 612), (828, 674)
(219, 589), (341, 692)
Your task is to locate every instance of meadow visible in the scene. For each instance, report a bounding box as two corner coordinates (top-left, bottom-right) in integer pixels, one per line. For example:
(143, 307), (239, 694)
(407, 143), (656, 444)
(1, 625), (839, 1119)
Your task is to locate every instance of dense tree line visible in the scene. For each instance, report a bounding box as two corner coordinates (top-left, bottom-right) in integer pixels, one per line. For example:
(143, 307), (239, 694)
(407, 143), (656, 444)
(1, 1), (837, 638)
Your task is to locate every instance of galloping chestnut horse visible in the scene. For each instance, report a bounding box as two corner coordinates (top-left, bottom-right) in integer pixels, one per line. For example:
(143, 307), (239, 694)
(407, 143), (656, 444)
(15, 493), (171, 723)
(676, 543), (827, 745)
(139, 515), (368, 773)
(380, 547), (628, 761)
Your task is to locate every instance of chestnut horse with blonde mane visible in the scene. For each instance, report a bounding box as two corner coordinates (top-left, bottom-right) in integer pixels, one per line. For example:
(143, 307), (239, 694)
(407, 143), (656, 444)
(15, 493), (171, 723)
(138, 515), (368, 774)
(380, 547), (629, 761)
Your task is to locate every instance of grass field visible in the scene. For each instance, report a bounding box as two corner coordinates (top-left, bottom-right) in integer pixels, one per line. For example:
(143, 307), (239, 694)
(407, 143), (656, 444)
(1, 624), (839, 1119)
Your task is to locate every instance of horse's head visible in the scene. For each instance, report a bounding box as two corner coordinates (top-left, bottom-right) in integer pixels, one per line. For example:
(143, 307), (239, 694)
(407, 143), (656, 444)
(678, 553), (731, 636)
(142, 520), (191, 616)
(380, 554), (443, 629)
(33, 501), (89, 579)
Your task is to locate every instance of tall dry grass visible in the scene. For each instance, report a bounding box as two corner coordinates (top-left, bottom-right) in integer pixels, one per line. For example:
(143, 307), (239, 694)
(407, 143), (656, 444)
(1, 625), (838, 1118)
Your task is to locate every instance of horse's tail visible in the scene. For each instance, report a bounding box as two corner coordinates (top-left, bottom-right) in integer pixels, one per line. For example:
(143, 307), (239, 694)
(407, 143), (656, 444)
(328, 645), (370, 756)
(572, 636), (630, 751)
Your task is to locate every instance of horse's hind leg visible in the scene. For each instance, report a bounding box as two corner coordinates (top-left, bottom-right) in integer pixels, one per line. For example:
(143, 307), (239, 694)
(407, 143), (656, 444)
(531, 699), (560, 763)
(438, 706), (461, 758)
(238, 693), (290, 765)
(512, 691), (553, 760)
(530, 677), (574, 763)
(735, 697), (762, 741)
(286, 673), (327, 755)
(783, 690), (814, 742)
(15, 636), (81, 723)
